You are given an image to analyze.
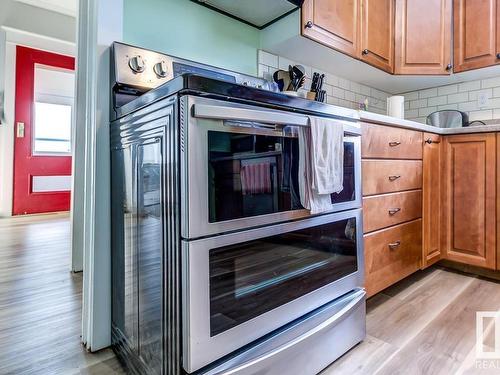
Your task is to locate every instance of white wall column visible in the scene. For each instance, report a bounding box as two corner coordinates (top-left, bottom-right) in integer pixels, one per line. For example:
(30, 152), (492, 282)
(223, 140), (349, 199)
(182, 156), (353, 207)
(76, 0), (123, 351)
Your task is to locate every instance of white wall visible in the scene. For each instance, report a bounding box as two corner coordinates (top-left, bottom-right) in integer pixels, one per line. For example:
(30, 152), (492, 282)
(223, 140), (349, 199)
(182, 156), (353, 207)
(0, 1), (76, 217)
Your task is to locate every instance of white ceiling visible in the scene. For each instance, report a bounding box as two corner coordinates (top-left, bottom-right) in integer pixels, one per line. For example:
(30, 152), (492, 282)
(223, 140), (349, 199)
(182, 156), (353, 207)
(14, 0), (77, 17)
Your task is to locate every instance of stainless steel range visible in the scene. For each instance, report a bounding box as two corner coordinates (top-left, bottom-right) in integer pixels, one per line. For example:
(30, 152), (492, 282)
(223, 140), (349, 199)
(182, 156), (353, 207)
(110, 42), (365, 375)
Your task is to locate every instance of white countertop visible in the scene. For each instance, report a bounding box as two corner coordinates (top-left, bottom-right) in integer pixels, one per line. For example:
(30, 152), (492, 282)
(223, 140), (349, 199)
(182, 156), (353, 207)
(358, 111), (500, 134)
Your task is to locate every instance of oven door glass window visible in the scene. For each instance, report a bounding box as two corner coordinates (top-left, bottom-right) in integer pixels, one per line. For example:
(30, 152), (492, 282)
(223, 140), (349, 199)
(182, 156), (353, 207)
(208, 130), (356, 223)
(209, 218), (358, 336)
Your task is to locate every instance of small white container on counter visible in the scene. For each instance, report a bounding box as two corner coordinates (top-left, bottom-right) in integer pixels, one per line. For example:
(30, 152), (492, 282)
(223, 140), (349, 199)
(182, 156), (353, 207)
(387, 96), (405, 119)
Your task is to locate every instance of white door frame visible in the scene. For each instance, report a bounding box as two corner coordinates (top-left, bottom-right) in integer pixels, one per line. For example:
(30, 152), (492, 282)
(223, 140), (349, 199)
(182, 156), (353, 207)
(75, 0), (123, 351)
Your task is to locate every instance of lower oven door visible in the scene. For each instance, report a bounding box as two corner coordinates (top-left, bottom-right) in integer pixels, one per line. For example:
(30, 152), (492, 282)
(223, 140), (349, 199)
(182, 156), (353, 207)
(182, 209), (364, 372)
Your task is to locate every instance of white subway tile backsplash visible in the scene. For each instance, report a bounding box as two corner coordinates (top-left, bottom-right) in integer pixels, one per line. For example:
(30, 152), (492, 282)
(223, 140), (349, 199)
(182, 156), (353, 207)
(469, 89), (492, 101)
(359, 84), (371, 96)
(438, 84), (458, 96)
(258, 50), (278, 68)
(257, 64), (269, 78)
(419, 88), (438, 99)
(371, 88), (388, 100)
(458, 101), (478, 112)
(481, 76), (500, 89)
(350, 81), (361, 93)
(278, 56), (295, 71)
(428, 96), (447, 106)
(469, 110), (493, 121)
(419, 106), (437, 117)
(344, 91), (356, 102)
(332, 86), (345, 99)
(447, 92), (469, 104)
(327, 96), (339, 106)
(487, 97), (500, 108)
(401, 75), (500, 122)
(257, 49), (390, 115)
(404, 91), (419, 101)
(325, 73), (338, 87)
(405, 108), (419, 118)
(458, 81), (481, 92)
(438, 104), (458, 111)
(338, 77), (351, 90)
(410, 99), (428, 109)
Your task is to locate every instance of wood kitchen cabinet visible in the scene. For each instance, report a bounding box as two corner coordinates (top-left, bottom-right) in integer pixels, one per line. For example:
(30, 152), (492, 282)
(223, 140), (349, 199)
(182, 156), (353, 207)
(360, 0), (394, 72)
(453, 0), (500, 72)
(422, 133), (442, 268)
(302, 0), (394, 73)
(302, 0), (360, 57)
(394, 0), (452, 75)
(441, 134), (497, 270)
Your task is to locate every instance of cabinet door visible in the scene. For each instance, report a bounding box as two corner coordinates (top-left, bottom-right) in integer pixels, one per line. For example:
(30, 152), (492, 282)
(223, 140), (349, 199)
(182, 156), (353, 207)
(360, 0), (394, 72)
(422, 133), (442, 268)
(395, 0), (452, 74)
(302, 0), (359, 57)
(442, 134), (496, 269)
(454, 0), (500, 72)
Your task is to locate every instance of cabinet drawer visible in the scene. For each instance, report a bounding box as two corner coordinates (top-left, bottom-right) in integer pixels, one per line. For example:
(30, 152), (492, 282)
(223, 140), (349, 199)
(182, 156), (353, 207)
(363, 190), (422, 233)
(363, 160), (422, 196)
(365, 220), (422, 297)
(362, 123), (423, 159)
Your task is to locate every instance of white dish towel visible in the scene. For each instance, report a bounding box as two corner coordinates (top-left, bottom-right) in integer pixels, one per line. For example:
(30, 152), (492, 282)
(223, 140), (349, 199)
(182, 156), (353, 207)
(298, 117), (344, 214)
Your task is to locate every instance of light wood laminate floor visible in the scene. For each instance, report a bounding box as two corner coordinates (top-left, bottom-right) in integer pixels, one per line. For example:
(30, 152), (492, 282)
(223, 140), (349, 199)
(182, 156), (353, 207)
(323, 267), (500, 375)
(0, 214), (124, 375)
(1, 214), (499, 375)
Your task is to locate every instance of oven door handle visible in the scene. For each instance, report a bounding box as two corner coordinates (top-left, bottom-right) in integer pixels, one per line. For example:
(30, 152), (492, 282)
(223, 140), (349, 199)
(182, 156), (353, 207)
(209, 289), (365, 375)
(193, 103), (311, 127)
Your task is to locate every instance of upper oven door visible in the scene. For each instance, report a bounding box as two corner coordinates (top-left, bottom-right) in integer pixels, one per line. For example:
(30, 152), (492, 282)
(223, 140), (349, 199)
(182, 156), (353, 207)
(181, 209), (364, 372)
(181, 96), (362, 239)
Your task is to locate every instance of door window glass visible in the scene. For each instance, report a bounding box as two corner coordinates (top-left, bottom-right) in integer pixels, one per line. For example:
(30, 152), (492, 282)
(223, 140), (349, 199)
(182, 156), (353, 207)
(33, 65), (75, 155)
(33, 102), (72, 154)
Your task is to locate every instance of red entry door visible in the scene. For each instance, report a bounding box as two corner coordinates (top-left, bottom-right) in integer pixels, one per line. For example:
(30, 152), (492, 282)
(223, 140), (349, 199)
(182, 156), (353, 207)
(13, 46), (75, 215)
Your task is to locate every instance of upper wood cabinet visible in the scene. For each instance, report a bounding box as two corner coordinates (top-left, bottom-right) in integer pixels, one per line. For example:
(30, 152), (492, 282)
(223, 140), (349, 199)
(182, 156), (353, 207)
(394, 0), (452, 75)
(302, 0), (394, 73)
(302, 0), (360, 57)
(442, 134), (497, 270)
(453, 0), (500, 73)
(422, 133), (442, 269)
(360, 0), (395, 72)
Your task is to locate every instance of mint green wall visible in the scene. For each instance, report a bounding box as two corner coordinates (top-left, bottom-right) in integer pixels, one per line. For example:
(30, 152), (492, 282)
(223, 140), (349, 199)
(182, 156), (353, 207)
(123, 0), (260, 75)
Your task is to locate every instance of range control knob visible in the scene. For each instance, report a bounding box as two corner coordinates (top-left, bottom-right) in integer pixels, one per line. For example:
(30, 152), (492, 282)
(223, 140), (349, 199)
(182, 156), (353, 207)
(128, 55), (146, 73)
(153, 60), (169, 78)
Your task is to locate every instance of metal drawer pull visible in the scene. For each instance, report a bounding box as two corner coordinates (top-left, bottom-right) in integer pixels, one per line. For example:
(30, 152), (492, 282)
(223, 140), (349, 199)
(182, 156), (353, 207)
(425, 138), (441, 144)
(389, 141), (401, 147)
(388, 175), (401, 181)
(388, 241), (401, 250)
(388, 208), (401, 215)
